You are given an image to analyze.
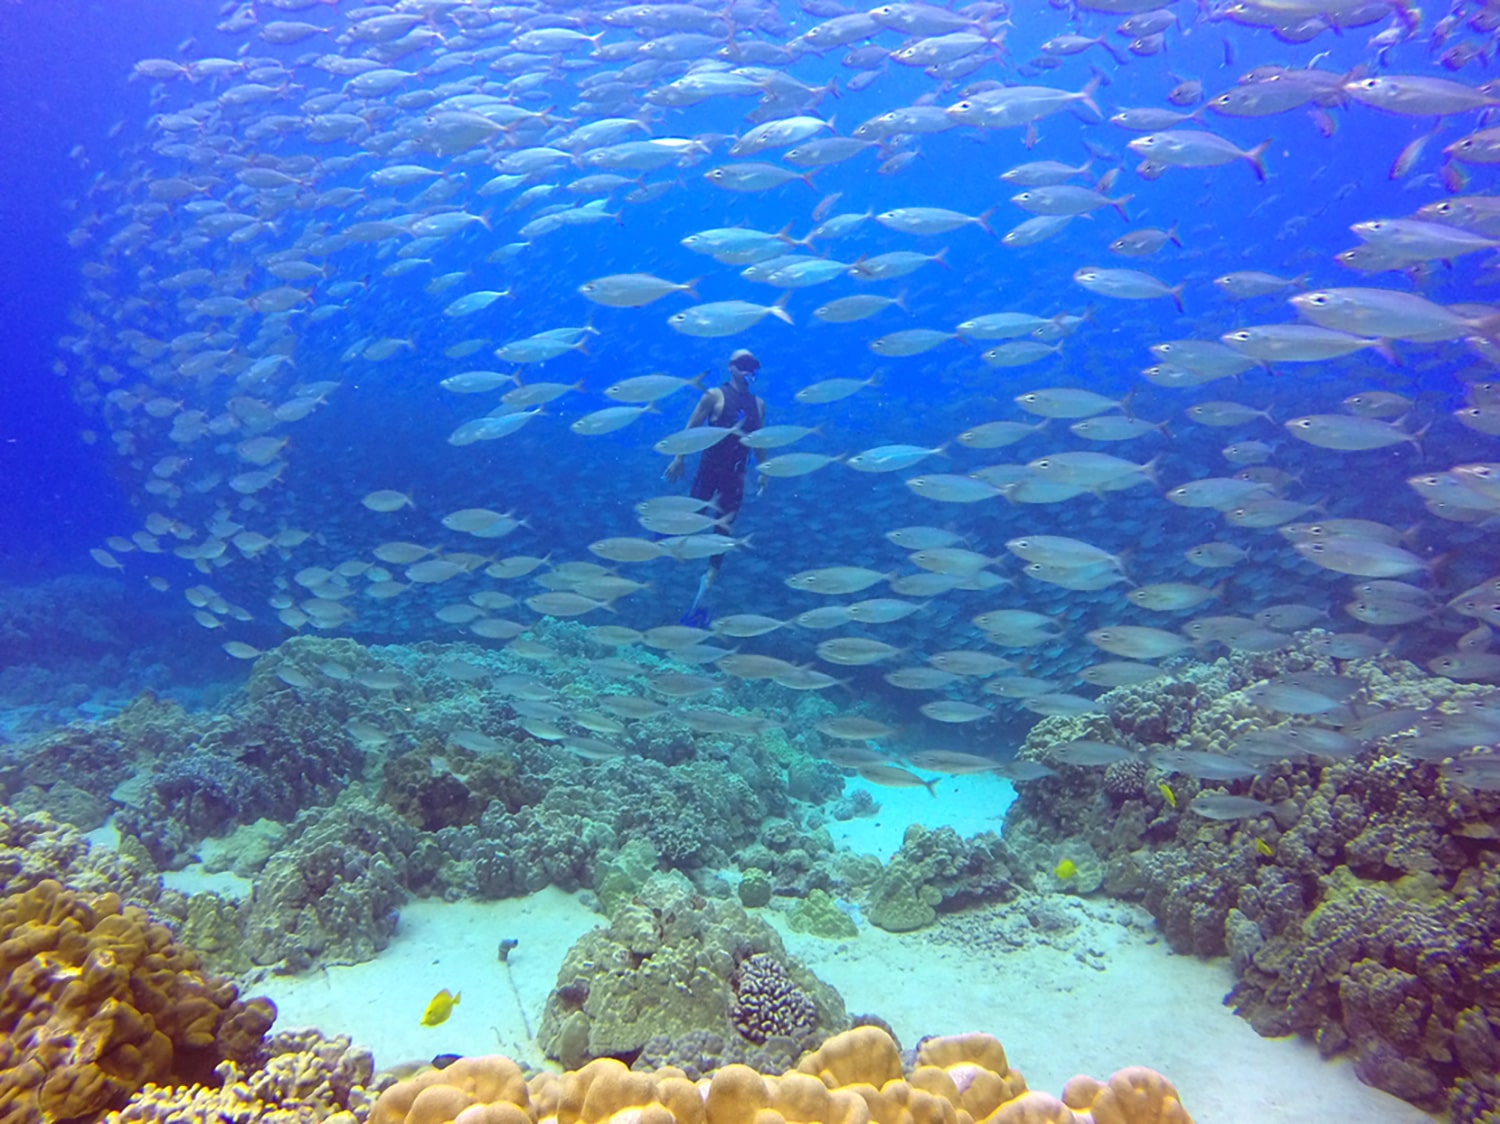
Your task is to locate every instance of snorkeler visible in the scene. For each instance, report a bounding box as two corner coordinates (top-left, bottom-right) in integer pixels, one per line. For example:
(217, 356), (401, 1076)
(663, 348), (767, 613)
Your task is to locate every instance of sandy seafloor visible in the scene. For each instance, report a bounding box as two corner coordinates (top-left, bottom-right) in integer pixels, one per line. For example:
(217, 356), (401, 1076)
(143, 772), (1435, 1124)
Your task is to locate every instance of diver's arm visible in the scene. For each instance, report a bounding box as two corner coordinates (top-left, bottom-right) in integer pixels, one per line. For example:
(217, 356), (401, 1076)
(665, 390), (717, 481)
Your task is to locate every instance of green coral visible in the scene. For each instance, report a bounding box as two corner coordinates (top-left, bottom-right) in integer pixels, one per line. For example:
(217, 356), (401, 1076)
(737, 867), (772, 908)
(180, 891), (252, 977)
(866, 866), (938, 933)
(594, 837), (660, 916)
(201, 818), (286, 878)
(865, 824), (1019, 933)
(787, 889), (858, 939)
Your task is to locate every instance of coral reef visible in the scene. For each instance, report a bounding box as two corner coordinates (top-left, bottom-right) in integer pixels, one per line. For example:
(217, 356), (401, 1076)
(0, 694), (199, 833)
(1001, 639), (1500, 1115)
(1, 629), (854, 978)
(105, 1029), (380, 1124)
(536, 871), (846, 1069)
(369, 1027), (1192, 1124)
(0, 806), (162, 911)
(241, 796), (424, 973)
(0, 878), (272, 1123)
(866, 825), (1020, 933)
(785, 890), (858, 939)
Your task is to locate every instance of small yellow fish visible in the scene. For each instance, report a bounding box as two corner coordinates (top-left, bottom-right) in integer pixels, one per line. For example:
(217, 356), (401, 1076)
(1158, 781), (1178, 809)
(1254, 837), (1274, 857)
(1053, 859), (1078, 880)
(421, 989), (460, 1027)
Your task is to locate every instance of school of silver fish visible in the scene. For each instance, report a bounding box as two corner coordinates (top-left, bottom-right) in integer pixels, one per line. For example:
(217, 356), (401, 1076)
(62, 0), (1500, 807)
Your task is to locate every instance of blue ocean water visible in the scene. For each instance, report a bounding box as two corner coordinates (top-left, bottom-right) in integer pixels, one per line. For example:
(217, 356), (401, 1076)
(1, 0), (1496, 739)
(5, 1), (1493, 721)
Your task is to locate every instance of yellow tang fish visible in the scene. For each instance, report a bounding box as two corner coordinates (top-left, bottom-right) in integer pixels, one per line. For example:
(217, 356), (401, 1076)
(1053, 859), (1078, 881)
(1157, 781), (1177, 809)
(1254, 838), (1274, 857)
(421, 989), (460, 1027)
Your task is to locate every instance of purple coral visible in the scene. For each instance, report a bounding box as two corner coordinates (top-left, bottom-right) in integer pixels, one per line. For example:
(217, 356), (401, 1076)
(730, 953), (818, 1044)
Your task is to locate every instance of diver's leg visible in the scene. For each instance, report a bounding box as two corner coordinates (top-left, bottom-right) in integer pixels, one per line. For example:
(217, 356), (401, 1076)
(693, 473), (744, 608)
(689, 469), (715, 507)
(693, 506), (737, 606)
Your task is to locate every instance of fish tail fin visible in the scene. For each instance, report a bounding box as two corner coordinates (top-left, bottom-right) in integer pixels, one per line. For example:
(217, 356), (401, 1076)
(1112, 193), (1134, 223)
(1408, 420), (1432, 457)
(800, 168), (821, 191)
(1372, 338), (1402, 367)
(1169, 284), (1185, 313)
(453, 991), (462, 1004)
(684, 277), (702, 299)
(924, 778), (939, 798)
(977, 207), (996, 235)
(894, 287), (910, 314)
(1140, 453), (1165, 488)
(933, 246), (951, 269)
(769, 291), (794, 325)
(1168, 220), (1182, 247)
(1077, 73), (1103, 119)
(1247, 140), (1271, 183)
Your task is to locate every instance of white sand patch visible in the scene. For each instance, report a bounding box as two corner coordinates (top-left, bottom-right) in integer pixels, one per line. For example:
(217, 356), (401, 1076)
(162, 864), (253, 900)
(252, 888), (601, 1072)
(822, 772), (1016, 860)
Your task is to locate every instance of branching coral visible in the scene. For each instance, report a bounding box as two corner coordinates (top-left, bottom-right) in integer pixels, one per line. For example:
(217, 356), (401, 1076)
(105, 1030), (377, 1124)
